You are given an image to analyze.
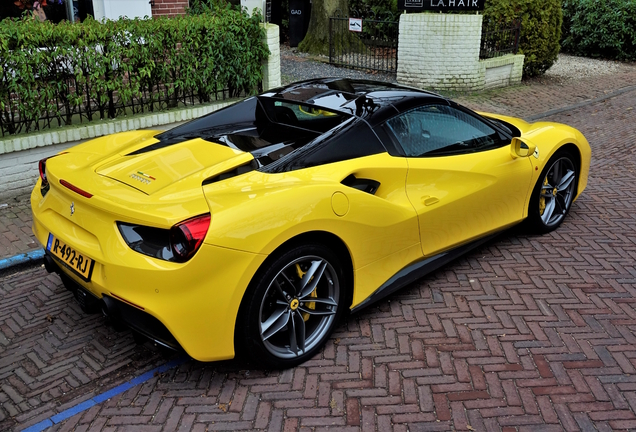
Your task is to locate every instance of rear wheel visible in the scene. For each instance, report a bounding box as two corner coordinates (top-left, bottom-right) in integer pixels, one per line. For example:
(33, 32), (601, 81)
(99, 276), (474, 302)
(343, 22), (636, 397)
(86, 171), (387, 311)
(527, 150), (578, 233)
(239, 244), (347, 368)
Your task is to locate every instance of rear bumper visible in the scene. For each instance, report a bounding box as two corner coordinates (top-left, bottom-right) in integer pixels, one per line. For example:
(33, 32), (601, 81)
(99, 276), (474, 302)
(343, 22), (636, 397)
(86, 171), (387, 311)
(32, 185), (267, 362)
(45, 252), (181, 349)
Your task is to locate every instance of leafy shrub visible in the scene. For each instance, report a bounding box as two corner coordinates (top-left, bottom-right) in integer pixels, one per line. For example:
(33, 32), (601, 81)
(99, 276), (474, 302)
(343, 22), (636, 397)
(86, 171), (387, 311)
(187, 0), (238, 16)
(484, 0), (563, 77)
(349, 0), (398, 19)
(561, 0), (636, 61)
(0, 11), (269, 136)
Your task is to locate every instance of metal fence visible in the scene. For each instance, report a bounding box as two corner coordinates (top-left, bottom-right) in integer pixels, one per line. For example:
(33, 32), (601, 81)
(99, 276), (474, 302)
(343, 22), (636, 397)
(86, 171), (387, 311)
(480, 18), (522, 60)
(328, 12), (399, 74)
(0, 71), (236, 137)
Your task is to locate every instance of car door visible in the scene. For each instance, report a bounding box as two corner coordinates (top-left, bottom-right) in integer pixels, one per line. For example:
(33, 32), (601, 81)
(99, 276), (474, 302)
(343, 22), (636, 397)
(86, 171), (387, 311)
(384, 104), (533, 257)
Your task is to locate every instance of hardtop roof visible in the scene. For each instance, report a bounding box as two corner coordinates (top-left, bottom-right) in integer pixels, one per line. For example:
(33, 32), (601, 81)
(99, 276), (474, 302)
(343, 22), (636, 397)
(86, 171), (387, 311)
(260, 78), (448, 120)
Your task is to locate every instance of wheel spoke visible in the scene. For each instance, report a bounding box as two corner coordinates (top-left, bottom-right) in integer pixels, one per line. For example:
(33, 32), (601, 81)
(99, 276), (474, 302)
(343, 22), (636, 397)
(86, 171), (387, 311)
(306, 297), (338, 307)
(299, 306), (336, 316)
(557, 170), (575, 192)
(299, 260), (327, 299)
(261, 307), (289, 341)
(290, 312), (305, 354)
(542, 197), (556, 224)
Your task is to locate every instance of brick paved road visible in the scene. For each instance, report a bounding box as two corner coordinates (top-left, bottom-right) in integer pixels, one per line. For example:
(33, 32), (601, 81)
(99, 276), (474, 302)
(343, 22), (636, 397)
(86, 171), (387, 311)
(0, 198), (39, 260)
(2, 86), (636, 431)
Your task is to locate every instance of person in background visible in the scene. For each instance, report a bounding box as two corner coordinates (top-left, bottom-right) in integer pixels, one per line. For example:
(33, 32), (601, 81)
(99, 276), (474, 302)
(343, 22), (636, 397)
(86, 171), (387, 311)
(32, 1), (47, 21)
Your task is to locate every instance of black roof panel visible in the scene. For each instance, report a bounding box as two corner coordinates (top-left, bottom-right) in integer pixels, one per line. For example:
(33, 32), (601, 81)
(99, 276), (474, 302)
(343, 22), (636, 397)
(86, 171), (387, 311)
(261, 78), (448, 121)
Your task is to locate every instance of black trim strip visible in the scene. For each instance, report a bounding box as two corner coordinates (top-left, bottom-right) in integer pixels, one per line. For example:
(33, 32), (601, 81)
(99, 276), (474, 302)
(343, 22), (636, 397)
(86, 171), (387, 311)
(102, 295), (181, 351)
(350, 233), (499, 313)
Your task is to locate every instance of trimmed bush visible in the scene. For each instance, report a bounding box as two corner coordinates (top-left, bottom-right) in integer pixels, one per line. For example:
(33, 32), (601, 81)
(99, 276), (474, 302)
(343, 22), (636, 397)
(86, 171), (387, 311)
(562, 0), (636, 61)
(0, 11), (269, 136)
(484, 0), (563, 77)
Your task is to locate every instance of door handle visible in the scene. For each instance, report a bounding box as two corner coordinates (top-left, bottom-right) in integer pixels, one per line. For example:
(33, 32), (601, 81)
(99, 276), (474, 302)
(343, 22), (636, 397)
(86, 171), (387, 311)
(422, 196), (439, 206)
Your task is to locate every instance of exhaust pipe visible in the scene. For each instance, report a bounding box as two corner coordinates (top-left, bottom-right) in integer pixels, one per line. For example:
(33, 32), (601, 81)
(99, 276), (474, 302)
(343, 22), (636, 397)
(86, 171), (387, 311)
(101, 295), (129, 332)
(43, 254), (57, 274)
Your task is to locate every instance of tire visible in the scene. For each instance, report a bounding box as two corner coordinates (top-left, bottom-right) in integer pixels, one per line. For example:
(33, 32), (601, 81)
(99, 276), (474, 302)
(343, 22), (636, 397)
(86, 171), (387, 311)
(526, 149), (579, 234)
(238, 244), (347, 368)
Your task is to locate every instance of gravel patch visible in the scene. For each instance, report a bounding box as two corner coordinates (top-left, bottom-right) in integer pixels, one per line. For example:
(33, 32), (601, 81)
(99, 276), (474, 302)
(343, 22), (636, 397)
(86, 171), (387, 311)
(280, 45), (632, 86)
(545, 54), (628, 79)
(280, 44), (397, 85)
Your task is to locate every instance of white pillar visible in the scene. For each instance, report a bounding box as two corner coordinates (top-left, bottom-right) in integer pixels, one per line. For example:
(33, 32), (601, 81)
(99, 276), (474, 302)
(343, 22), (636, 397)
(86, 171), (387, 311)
(261, 23), (281, 91)
(397, 13), (484, 91)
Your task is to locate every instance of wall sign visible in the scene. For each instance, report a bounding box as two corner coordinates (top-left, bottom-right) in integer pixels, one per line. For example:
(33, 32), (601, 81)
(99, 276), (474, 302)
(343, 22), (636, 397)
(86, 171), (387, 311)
(398, 0), (485, 11)
(349, 17), (362, 32)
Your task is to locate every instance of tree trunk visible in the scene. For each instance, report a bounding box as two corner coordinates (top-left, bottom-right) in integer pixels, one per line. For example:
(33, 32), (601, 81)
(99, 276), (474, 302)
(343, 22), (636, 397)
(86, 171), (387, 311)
(298, 0), (349, 55)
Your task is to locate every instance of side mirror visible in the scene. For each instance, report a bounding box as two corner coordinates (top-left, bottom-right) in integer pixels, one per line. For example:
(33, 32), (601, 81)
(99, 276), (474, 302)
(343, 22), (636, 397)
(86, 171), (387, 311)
(511, 137), (537, 158)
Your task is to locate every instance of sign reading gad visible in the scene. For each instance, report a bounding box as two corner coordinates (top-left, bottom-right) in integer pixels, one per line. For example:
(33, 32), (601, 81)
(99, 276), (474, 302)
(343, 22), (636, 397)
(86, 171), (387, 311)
(398, 0), (485, 11)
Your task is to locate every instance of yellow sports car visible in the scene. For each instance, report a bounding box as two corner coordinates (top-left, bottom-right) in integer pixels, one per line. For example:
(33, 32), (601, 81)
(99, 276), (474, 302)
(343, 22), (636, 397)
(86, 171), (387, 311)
(31, 79), (591, 367)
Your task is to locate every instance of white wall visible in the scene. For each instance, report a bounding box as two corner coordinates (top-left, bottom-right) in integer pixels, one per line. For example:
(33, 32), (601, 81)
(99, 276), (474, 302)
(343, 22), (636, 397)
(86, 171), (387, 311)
(93, 0), (152, 20)
(398, 13), (483, 91)
(397, 13), (524, 91)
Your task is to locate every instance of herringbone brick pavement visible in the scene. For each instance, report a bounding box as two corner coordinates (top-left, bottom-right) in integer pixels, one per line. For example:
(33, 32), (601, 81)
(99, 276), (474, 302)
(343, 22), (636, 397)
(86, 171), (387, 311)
(2, 83), (636, 431)
(0, 199), (39, 259)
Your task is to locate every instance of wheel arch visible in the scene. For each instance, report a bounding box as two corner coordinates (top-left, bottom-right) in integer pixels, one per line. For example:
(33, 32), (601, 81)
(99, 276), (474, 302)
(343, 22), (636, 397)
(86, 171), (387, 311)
(545, 142), (582, 195)
(233, 230), (355, 354)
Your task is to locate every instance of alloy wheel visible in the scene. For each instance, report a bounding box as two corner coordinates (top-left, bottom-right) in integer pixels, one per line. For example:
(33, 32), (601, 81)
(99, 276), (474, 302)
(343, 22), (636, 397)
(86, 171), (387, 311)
(539, 156), (577, 227)
(258, 255), (340, 359)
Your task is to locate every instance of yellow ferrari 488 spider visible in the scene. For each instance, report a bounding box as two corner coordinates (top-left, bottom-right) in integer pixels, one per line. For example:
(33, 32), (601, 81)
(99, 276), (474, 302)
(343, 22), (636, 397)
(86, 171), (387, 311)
(31, 79), (591, 367)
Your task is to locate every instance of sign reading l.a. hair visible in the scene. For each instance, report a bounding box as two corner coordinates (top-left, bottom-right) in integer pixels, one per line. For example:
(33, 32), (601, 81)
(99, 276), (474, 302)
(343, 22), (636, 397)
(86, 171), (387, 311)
(398, 0), (485, 11)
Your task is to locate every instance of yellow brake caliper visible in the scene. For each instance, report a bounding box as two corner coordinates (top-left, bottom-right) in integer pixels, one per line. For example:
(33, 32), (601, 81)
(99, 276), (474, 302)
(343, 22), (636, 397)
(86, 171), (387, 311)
(539, 177), (548, 215)
(296, 264), (317, 321)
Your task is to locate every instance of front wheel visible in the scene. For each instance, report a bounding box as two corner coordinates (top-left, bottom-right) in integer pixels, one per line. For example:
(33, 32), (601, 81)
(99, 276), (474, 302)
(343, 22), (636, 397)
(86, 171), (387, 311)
(527, 150), (578, 233)
(239, 244), (347, 368)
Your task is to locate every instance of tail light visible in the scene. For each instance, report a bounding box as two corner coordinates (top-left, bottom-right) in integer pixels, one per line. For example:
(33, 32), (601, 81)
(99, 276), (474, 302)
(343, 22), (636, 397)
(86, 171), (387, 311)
(118, 213), (211, 263)
(38, 158), (49, 186)
(169, 214), (211, 262)
(38, 157), (51, 196)
(38, 153), (66, 197)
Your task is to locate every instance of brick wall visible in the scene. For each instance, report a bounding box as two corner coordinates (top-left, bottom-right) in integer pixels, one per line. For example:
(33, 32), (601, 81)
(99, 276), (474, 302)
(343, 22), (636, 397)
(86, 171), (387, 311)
(151, 0), (188, 17)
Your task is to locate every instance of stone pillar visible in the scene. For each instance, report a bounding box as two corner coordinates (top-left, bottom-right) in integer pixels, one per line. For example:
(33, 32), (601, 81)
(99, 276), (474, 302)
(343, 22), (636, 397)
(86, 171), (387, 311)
(397, 13), (483, 91)
(261, 24), (281, 91)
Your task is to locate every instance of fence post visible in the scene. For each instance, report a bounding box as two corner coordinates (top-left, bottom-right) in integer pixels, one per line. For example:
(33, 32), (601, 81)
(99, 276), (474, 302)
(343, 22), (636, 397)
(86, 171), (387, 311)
(329, 18), (333, 65)
(514, 20), (521, 55)
(261, 23), (281, 91)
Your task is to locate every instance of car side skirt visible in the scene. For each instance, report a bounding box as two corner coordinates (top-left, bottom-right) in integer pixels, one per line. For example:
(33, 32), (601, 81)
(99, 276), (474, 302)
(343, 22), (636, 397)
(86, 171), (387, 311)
(350, 232), (500, 313)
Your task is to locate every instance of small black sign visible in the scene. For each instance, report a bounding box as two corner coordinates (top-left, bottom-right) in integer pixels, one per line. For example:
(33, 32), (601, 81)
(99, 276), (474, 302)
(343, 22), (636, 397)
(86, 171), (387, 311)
(399, 0), (485, 11)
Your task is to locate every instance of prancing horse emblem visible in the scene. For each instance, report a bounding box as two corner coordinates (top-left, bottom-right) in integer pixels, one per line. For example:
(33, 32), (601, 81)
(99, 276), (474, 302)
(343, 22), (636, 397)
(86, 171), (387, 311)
(70, 202), (75, 216)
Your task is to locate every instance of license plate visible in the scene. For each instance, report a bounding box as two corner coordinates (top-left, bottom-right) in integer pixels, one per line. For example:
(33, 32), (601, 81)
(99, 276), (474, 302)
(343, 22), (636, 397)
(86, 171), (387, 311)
(46, 233), (95, 281)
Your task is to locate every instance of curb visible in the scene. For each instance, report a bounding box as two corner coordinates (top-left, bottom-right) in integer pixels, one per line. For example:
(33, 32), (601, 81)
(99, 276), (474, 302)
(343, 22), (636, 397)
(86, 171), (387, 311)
(526, 84), (636, 121)
(0, 249), (45, 271)
(21, 356), (188, 432)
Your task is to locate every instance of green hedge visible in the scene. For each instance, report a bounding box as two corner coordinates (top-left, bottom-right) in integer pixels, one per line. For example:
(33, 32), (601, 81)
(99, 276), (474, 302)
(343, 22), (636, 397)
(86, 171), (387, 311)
(562, 0), (636, 61)
(0, 12), (269, 136)
(484, 0), (562, 77)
